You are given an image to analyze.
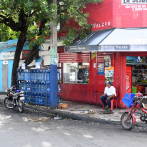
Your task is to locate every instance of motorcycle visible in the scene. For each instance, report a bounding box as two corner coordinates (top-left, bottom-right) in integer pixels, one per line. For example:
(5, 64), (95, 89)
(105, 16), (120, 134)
(121, 93), (147, 130)
(4, 86), (25, 113)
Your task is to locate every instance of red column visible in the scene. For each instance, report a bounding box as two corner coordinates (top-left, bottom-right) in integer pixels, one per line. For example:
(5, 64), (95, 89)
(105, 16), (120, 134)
(114, 53), (126, 108)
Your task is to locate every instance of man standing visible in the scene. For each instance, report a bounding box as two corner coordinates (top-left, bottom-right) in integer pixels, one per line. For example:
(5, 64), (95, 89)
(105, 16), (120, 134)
(100, 81), (116, 114)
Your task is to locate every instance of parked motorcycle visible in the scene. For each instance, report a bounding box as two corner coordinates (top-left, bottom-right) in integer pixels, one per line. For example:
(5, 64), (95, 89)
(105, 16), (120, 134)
(4, 86), (25, 113)
(121, 93), (147, 130)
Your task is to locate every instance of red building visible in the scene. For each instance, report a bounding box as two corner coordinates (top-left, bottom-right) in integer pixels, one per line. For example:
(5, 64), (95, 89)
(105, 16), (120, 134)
(59, 0), (147, 108)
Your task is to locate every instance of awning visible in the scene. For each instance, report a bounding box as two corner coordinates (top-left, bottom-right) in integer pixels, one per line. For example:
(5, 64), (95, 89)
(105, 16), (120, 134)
(65, 28), (147, 52)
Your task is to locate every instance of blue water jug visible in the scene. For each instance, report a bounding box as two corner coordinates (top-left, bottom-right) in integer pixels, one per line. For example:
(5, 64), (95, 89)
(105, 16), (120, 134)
(31, 70), (34, 81)
(35, 93), (39, 104)
(42, 94), (46, 105)
(46, 70), (50, 81)
(39, 94), (42, 105)
(47, 94), (50, 106)
(27, 82), (31, 92)
(31, 81), (34, 92)
(34, 69), (37, 81)
(47, 82), (50, 93)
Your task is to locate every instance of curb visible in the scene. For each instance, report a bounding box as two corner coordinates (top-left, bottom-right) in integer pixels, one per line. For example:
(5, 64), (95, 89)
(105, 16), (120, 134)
(0, 98), (121, 125)
(24, 104), (121, 125)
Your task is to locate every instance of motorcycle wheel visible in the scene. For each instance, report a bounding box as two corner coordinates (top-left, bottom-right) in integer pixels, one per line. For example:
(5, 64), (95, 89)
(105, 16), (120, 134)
(121, 112), (134, 130)
(18, 100), (24, 113)
(4, 98), (15, 109)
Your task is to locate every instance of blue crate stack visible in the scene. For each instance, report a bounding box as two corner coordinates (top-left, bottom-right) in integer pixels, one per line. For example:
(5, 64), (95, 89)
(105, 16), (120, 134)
(17, 68), (61, 106)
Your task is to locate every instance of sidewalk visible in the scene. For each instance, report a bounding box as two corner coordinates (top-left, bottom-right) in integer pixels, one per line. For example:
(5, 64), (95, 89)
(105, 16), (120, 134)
(0, 94), (142, 124)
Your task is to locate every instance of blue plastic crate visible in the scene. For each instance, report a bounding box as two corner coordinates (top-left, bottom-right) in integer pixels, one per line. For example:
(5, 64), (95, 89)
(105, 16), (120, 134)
(122, 93), (134, 108)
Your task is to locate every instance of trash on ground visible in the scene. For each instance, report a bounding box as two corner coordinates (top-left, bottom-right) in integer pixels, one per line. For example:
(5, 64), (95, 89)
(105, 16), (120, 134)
(26, 117), (50, 122)
(54, 117), (62, 120)
(87, 110), (96, 114)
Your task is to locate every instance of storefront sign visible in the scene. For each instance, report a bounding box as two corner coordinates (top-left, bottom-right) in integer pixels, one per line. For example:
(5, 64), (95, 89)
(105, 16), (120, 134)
(122, 0), (147, 5)
(98, 63), (104, 75)
(0, 52), (23, 60)
(22, 50), (30, 60)
(1, 52), (15, 60)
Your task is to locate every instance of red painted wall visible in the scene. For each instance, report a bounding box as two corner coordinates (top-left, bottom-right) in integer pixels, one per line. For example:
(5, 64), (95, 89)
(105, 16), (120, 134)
(83, 0), (147, 31)
(113, 0), (147, 28)
(84, 0), (114, 31)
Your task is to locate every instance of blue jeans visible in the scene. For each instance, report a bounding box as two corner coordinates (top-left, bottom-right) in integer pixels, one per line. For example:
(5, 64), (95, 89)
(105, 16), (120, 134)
(101, 95), (116, 108)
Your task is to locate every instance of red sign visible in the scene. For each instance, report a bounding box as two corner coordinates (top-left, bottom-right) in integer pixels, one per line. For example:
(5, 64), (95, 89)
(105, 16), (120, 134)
(22, 50), (31, 60)
(83, 0), (147, 31)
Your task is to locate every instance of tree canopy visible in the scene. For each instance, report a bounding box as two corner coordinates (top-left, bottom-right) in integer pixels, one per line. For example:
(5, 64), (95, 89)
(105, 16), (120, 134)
(0, 0), (103, 85)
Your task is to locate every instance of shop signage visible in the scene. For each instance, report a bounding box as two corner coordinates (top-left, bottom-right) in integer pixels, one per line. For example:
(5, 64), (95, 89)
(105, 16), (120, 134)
(98, 63), (104, 75)
(0, 52), (23, 60)
(105, 67), (114, 84)
(99, 45), (130, 50)
(22, 50), (30, 60)
(1, 52), (15, 60)
(122, 0), (147, 5)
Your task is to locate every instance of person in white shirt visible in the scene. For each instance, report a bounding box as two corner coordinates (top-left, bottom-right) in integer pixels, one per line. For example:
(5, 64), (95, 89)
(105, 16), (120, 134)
(100, 81), (116, 113)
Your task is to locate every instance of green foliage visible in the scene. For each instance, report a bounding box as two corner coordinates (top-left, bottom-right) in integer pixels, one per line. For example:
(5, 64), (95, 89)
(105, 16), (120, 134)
(0, 0), (103, 47)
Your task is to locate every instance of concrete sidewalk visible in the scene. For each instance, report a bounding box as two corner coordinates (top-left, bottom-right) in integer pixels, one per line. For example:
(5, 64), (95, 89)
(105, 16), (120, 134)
(0, 94), (142, 124)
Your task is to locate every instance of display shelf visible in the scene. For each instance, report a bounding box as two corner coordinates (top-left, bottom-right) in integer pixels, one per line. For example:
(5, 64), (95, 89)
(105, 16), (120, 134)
(127, 63), (147, 65)
(132, 82), (147, 86)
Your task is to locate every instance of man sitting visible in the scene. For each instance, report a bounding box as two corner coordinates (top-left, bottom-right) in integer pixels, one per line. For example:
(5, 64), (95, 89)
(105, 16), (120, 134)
(100, 81), (116, 114)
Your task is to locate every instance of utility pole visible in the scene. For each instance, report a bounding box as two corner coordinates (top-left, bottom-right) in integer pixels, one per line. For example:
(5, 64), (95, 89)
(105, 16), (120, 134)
(50, 0), (58, 108)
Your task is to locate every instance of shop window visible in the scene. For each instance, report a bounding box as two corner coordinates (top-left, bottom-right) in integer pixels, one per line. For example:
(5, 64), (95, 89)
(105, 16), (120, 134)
(126, 56), (147, 94)
(63, 63), (89, 84)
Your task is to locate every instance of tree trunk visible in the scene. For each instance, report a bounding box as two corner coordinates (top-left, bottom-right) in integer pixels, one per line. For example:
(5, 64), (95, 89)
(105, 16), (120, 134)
(11, 31), (26, 86)
(24, 45), (39, 68)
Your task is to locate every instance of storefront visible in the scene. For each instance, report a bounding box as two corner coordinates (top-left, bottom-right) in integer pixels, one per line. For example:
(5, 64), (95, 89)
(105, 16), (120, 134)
(59, 28), (147, 108)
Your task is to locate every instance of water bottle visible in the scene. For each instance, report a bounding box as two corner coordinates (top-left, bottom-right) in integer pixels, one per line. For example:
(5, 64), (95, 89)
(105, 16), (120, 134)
(32, 93), (35, 104)
(21, 81), (25, 91)
(57, 72), (59, 81)
(31, 81), (34, 92)
(35, 93), (38, 104)
(41, 82), (44, 93)
(46, 70), (50, 81)
(19, 82), (22, 91)
(31, 70), (33, 81)
(28, 70), (30, 81)
(47, 82), (50, 93)
(47, 94), (50, 106)
(27, 82), (31, 92)
(38, 93), (42, 105)
(57, 95), (61, 104)
(58, 84), (61, 93)
(34, 69), (37, 81)
(43, 94), (46, 105)
(41, 70), (45, 81)
(24, 70), (26, 81)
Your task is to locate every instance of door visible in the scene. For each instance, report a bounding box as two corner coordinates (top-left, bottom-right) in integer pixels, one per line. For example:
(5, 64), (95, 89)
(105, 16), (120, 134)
(126, 66), (132, 93)
(2, 63), (8, 91)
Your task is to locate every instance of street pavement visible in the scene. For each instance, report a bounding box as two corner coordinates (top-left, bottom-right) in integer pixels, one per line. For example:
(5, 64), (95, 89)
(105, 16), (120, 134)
(1, 102), (147, 147)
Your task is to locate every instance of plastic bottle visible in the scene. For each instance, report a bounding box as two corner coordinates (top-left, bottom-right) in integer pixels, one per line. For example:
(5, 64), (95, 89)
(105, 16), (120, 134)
(31, 81), (34, 92)
(34, 69), (37, 81)
(47, 82), (50, 93)
(47, 94), (50, 106)
(27, 82), (31, 92)
(58, 84), (61, 93)
(31, 70), (33, 81)
(57, 95), (61, 104)
(42, 70), (45, 81)
(43, 94), (46, 105)
(35, 93), (38, 105)
(46, 70), (50, 81)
